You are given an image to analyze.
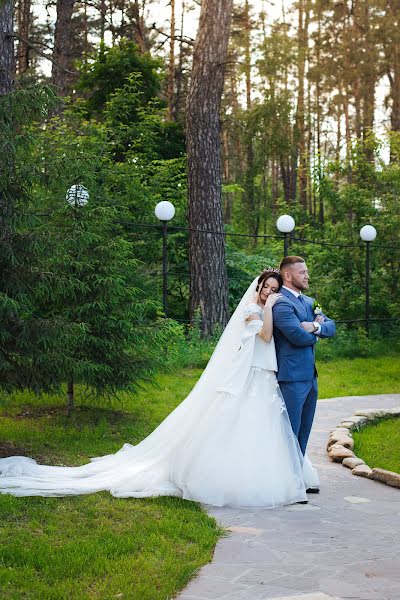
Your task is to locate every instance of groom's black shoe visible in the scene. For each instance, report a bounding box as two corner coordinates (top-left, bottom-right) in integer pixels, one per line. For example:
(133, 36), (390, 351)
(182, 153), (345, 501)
(306, 487), (320, 494)
(297, 500), (308, 504)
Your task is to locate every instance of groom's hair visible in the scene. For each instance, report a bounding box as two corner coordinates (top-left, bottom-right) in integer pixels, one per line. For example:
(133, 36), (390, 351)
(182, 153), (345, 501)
(279, 256), (305, 272)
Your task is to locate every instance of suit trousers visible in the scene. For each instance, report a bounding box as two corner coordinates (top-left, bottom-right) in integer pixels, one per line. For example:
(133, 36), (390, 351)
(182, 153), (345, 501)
(279, 378), (318, 455)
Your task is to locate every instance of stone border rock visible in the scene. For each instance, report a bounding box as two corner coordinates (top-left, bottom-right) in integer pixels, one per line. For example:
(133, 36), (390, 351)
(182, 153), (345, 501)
(326, 407), (400, 489)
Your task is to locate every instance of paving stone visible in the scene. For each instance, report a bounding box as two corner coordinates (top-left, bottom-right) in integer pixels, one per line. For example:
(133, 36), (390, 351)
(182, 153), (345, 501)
(178, 394), (400, 600)
(285, 503), (321, 511)
(344, 494), (372, 503)
(342, 457), (364, 469)
(269, 595), (341, 600)
(352, 463), (373, 478)
(326, 433), (354, 449)
(371, 467), (400, 488)
(327, 443), (355, 461)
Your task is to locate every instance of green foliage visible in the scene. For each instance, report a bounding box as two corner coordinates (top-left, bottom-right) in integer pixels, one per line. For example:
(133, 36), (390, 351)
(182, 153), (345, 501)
(316, 324), (400, 361)
(103, 73), (185, 161)
(0, 84), (181, 401)
(41, 202), (180, 396)
(226, 243), (280, 312)
(0, 86), (78, 392)
(77, 40), (163, 116)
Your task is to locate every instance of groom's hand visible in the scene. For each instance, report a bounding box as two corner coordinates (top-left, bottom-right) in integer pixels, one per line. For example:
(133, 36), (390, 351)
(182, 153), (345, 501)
(315, 315), (325, 324)
(301, 321), (316, 333)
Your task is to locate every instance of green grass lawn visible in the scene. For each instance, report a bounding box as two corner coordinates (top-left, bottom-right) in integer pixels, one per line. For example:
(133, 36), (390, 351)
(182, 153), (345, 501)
(317, 356), (400, 398)
(0, 354), (399, 598)
(352, 417), (400, 474)
(0, 372), (222, 600)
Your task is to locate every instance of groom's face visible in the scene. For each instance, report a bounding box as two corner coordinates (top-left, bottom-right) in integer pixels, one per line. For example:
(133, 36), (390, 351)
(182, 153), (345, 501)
(286, 262), (309, 291)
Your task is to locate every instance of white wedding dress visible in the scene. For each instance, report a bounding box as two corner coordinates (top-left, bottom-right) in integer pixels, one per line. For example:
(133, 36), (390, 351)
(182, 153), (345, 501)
(0, 278), (318, 507)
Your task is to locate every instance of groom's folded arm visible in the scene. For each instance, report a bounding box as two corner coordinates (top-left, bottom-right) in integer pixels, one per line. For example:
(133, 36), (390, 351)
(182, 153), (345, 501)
(273, 302), (317, 347)
(318, 314), (336, 339)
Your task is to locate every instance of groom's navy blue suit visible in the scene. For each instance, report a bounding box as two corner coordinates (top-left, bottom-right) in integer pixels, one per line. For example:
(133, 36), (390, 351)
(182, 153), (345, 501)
(273, 288), (336, 454)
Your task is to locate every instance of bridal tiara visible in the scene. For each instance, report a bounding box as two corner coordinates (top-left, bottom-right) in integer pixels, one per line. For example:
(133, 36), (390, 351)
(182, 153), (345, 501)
(264, 267), (281, 274)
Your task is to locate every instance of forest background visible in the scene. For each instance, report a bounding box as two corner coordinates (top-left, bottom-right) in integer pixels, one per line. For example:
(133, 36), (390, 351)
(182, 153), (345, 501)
(1, 0), (400, 407)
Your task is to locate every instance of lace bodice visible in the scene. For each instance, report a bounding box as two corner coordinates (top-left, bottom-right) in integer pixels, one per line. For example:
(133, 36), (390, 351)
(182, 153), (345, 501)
(243, 302), (263, 320)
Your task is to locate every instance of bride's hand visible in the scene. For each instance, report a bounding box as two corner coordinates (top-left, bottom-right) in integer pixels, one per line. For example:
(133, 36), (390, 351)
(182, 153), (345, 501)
(264, 293), (282, 308)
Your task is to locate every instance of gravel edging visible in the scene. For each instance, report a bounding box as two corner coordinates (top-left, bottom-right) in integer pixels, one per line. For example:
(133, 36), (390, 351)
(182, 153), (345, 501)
(326, 406), (400, 488)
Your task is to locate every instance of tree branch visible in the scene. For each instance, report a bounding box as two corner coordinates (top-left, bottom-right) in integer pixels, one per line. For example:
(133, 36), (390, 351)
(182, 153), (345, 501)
(151, 24), (194, 47)
(9, 33), (76, 75)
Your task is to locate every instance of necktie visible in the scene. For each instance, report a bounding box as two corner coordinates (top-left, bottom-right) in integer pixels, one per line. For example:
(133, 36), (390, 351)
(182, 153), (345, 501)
(298, 294), (308, 315)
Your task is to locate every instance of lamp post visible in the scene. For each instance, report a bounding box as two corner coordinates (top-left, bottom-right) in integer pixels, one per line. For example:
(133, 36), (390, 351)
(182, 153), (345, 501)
(359, 225), (377, 336)
(155, 201), (175, 317)
(276, 214), (295, 257)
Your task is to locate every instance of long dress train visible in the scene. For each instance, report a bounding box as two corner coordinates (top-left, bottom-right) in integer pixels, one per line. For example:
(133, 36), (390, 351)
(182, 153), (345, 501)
(0, 283), (318, 507)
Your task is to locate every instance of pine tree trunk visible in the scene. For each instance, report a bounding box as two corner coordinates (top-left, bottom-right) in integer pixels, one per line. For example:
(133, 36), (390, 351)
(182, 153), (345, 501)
(387, 0), (400, 160)
(174, 0), (185, 120)
(16, 0), (31, 74)
(243, 0), (257, 240)
(99, 0), (106, 43)
(296, 0), (309, 209)
(52, 0), (75, 98)
(344, 89), (352, 183)
(186, 0), (232, 336)
(67, 378), (74, 415)
(83, 0), (89, 60)
(131, 0), (147, 53)
(167, 0), (175, 120)
(0, 0), (15, 95)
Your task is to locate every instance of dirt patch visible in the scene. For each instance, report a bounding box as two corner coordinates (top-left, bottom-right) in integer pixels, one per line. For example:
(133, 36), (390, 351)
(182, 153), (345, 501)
(10, 405), (130, 425)
(0, 441), (30, 458)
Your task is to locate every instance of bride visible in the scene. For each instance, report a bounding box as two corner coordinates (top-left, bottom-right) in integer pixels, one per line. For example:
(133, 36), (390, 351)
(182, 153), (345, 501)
(0, 269), (318, 507)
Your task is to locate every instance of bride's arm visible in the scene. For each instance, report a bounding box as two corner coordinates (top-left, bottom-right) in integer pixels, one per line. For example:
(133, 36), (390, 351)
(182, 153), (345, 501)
(246, 294), (281, 343)
(259, 304), (273, 343)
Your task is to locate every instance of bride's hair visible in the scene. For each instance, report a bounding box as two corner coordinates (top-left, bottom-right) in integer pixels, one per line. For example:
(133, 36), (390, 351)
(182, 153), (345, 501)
(256, 268), (283, 292)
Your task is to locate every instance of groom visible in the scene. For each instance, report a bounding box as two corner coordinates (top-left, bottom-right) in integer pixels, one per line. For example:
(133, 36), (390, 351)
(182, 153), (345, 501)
(273, 256), (336, 492)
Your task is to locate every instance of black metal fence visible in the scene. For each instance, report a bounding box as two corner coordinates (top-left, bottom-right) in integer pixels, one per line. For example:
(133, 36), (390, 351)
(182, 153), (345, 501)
(124, 220), (397, 334)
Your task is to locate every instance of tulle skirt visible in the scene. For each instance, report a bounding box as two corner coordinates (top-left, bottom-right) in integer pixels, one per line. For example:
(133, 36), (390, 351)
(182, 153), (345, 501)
(174, 368), (309, 507)
(0, 369), (316, 507)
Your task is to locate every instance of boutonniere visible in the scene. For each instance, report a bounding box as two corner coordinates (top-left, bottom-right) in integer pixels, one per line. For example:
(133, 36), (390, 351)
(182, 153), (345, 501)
(312, 300), (323, 315)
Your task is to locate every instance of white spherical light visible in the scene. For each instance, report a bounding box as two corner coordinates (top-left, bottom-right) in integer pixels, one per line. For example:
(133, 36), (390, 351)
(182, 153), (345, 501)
(66, 184), (89, 207)
(276, 214), (295, 233)
(360, 225), (377, 242)
(155, 201), (175, 222)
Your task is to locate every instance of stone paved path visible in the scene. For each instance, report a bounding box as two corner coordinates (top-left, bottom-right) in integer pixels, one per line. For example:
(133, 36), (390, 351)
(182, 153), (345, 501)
(179, 394), (400, 600)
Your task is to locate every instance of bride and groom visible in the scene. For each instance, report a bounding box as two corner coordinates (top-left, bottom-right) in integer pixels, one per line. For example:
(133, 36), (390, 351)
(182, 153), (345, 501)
(0, 255), (335, 508)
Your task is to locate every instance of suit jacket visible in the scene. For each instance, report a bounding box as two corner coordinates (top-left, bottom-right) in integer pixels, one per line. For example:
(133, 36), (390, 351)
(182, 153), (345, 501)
(272, 288), (336, 382)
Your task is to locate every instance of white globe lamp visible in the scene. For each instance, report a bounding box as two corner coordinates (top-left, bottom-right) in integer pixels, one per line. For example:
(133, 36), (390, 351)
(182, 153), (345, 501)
(276, 214), (295, 233)
(276, 214), (295, 256)
(359, 225), (377, 242)
(155, 201), (175, 222)
(66, 184), (89, 207)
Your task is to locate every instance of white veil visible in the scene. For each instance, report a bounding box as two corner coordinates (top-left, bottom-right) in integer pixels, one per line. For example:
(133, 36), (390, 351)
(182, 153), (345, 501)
(0, 275), (318, 498)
